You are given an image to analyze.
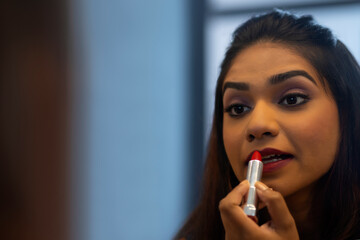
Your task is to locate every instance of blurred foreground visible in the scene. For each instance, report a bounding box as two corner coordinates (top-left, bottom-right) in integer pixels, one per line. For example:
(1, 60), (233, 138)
(1, 1), (68, 239)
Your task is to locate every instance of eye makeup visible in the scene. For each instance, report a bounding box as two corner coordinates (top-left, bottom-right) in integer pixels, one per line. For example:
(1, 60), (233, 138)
(224, 77), (314, 103)
(274, 84), (313, 109)
(222, 76), (318, 118)
(223, 90), (251, 107)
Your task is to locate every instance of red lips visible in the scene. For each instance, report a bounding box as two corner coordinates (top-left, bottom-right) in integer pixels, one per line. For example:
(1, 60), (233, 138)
(246, 148), (293, 163)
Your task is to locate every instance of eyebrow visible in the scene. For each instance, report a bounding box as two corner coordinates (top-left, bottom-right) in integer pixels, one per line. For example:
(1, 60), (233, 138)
(222, 82), (249, 93)
(222, 70), (316, 95)
(269, 70), (316, 86)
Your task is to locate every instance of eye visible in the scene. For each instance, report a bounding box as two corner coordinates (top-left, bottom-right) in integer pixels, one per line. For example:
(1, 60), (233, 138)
(279, 93), (309, 106)
(224, 104), (251, 117)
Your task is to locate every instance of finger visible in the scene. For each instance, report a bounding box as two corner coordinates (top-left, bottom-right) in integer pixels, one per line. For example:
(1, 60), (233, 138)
(219, 180), (258, 231)
(256, 187), (272, 211)
(255, 182), (296, 232)
(219, 180), (249, 214)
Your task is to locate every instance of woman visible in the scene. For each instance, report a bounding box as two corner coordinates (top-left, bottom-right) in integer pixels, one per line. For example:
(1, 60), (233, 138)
(176, 10), (360, 240)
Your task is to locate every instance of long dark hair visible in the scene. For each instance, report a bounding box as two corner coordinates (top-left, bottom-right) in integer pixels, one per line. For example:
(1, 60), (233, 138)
(175, 9), (360, 240)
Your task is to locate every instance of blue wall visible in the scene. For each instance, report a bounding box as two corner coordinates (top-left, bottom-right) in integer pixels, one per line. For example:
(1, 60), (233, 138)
(76, 0), (190, 239)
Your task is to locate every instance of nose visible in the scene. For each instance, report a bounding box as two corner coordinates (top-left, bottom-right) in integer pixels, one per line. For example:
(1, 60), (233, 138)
(246, 101), (279, 142)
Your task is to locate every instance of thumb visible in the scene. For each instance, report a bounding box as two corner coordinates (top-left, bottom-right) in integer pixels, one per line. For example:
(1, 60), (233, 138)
(255, 182), (297, 232)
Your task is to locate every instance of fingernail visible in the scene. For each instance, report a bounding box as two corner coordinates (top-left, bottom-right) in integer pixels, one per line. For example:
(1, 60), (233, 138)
(240, 179), (249, 185)
(255, 181), (269, 191)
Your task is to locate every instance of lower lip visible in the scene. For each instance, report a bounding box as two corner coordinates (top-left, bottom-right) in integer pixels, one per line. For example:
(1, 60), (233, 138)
(262, 158), (293, 173)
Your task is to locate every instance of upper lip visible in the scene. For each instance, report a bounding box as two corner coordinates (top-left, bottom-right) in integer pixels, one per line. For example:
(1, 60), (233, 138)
(246, 148), (293, 163)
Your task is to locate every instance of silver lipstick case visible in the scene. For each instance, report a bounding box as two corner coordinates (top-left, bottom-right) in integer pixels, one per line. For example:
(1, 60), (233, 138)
(243, 160), (263, 216)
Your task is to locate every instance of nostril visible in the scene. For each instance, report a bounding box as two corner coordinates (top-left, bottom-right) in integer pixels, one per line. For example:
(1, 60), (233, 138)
(247, 131), (273, 141)
(248, 134), (255, 142)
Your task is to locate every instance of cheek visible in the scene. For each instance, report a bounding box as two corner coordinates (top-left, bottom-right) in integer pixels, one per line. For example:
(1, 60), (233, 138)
(306, 103), (338, 147)
(286, 100), (339, 169)
(297, 117), (335, 143)
(223, 123), (246, 179)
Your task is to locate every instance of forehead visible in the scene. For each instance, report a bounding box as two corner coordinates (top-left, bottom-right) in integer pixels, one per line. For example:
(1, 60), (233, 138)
(223, 42), (321, 86)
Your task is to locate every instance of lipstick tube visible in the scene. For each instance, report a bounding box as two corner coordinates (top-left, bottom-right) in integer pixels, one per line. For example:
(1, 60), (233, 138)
(243, 151), (263, 217)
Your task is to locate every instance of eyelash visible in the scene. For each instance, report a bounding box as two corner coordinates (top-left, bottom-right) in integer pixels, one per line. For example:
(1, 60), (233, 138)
(278, 93), (310, 106)
(224, 104), (251, 117)
(224, 93), (310, 118)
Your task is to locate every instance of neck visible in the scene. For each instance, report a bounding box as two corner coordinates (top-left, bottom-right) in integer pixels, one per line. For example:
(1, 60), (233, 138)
(285, 184), (321, 238)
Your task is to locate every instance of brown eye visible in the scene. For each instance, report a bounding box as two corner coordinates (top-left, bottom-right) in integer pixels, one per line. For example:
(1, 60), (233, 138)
(233, 105), (245, 114)
(279, 93), (309, 106)
(285, 96), (298, 105)
(225, 104), (251, 117)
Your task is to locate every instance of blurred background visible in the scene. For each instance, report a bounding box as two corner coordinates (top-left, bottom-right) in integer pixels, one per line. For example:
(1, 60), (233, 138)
(1, 0), (360, 239)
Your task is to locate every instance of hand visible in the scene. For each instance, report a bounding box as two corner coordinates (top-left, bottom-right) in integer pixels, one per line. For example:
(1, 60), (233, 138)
(219, 180), (299, 240)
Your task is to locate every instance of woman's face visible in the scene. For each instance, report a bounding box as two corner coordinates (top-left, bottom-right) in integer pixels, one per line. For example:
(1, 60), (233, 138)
(222, 42), (340, 198)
